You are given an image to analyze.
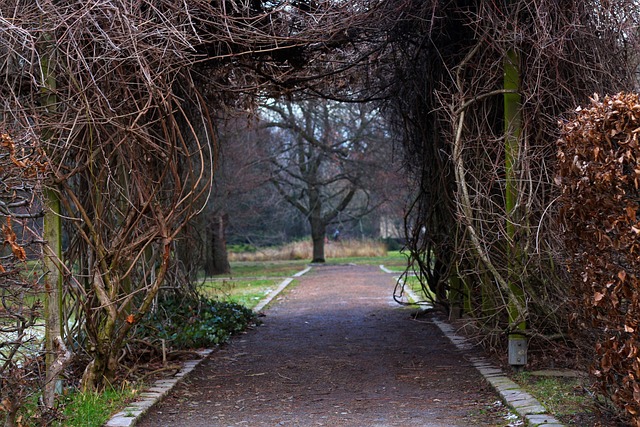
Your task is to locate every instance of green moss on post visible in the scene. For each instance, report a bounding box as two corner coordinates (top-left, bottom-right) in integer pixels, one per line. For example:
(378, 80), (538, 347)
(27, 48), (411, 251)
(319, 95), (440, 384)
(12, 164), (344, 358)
(481, 271), (495, 317)
(463, 275), (472, 316)
(504, 48), (527, 367)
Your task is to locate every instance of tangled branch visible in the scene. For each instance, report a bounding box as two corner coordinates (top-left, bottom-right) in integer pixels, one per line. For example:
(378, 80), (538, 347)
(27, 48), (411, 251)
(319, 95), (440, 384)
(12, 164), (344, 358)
(384, 0), (639, 349)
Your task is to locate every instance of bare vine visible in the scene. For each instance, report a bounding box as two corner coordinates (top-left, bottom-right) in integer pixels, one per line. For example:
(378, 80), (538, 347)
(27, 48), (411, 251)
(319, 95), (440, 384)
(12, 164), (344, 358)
(0, 0), (407, 403)
(384, 0), (640, 355)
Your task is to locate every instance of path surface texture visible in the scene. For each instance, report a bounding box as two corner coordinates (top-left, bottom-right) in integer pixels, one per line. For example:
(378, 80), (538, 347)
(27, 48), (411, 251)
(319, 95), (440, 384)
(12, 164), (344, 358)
(136, 264), (510, 427)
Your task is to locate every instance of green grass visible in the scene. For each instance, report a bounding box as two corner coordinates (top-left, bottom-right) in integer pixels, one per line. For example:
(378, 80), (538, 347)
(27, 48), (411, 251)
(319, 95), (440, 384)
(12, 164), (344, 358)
(55, 387), (139, 427)
(512, 372), (593, 424)
(14, 386), (139, 427)
(386, 272), (436, 304)
(200, 278), (282, 309)
(402, 275), (433, 301)
(221, 260), (310, 278)
(222, 250), (409, 277)
(328, 250), (408, 267)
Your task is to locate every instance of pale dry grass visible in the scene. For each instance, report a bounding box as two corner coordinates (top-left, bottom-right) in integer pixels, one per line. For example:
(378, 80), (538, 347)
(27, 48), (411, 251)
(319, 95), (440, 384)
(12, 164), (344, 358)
(229, 239), (387, 262)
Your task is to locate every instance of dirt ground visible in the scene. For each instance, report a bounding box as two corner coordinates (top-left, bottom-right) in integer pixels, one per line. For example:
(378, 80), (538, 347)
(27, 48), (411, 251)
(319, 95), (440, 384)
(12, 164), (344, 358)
(136, 264), (515, 427)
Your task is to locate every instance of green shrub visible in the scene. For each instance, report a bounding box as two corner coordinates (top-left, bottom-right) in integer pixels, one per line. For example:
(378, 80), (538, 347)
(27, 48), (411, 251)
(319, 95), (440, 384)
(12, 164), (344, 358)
(227, 244), (257, 253)
(383, 238), (403, 252)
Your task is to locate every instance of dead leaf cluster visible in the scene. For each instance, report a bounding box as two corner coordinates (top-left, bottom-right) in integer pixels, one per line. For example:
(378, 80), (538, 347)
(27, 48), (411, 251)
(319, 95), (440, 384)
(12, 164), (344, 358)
(0, 132), (46, 427)
(558, 92), (640, 424)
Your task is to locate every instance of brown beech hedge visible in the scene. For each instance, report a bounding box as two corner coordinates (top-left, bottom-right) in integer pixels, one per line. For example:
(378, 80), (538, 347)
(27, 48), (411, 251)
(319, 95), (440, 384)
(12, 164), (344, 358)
(558, 92), (640, 423)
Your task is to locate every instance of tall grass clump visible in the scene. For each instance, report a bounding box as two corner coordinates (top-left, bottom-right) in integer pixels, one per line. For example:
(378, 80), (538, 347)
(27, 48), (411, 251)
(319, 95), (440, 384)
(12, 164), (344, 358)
(229, 239), (387, 262)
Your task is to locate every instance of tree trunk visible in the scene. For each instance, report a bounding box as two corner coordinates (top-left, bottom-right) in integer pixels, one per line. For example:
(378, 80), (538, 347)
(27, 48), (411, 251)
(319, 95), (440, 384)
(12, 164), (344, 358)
(80, 346), (118, 392)
(310, 216), (326, 263)
(3, 391), (19, 427)
(433, 257), (448, 305)
(81, 306), (118, 391)
(448, 268), (465, 320)
(311, 234), (325, 263)
(205, 214), (230, 275)
(308, 185), (326, 263)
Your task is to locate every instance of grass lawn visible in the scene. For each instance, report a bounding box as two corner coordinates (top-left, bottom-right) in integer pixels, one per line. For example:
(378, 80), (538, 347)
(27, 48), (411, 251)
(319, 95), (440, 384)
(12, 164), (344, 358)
(511, 372), (594, 425)
(56, 388), (140, 427)
(218, 250), (409, 278)
(219, 260), (310, 278)
(200, 278), (283, 309)
(402, 275), (435, 303)
(328, 250), (409, 268)
(15, 386), (140, 427)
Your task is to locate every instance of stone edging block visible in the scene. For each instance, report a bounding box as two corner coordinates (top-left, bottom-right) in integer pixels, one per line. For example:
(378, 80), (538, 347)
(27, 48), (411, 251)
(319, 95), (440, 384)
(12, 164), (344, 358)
(430, 318), (565, 427)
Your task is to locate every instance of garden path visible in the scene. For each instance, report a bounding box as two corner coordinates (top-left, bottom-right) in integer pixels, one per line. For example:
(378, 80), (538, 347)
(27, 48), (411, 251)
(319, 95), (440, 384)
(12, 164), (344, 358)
(135, 264), (511, 427)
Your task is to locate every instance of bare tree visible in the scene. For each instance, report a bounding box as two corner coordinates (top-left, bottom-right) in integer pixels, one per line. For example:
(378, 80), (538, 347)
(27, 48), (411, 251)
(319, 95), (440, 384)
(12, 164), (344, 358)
(262, 99), (390, 262)
(199, 114), (272, 275)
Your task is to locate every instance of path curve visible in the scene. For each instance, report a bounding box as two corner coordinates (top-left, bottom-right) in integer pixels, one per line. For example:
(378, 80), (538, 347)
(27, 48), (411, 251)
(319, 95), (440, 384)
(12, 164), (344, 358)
(136, 264), (510, 427)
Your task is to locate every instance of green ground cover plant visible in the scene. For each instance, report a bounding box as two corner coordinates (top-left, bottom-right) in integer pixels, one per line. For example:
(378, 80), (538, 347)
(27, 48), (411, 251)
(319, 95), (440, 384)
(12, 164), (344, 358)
(138, 295), (256, 349)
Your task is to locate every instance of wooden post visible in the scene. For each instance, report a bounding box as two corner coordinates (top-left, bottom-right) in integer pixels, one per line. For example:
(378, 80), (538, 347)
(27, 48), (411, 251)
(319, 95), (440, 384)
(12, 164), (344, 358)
(43, 191), (64, 405)
(41, 40), (65, 407)
(504, 48), (527, 368)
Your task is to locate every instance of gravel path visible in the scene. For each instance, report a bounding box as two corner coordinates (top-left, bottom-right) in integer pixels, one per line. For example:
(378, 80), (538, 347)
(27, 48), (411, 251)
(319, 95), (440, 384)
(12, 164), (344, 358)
(135, 264), (511, 427)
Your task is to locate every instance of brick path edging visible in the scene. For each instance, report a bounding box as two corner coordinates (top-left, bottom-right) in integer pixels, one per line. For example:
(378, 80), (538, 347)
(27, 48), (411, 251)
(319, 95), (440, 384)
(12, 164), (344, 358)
(432, 319), (565, 427)
(379, 264), (565, 427)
